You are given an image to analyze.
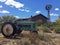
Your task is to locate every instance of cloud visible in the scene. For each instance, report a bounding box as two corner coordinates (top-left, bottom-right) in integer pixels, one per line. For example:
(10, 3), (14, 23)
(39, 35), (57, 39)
(25, 9), (30, 12)
(0, 10), (10, 13)
(0, 0), (24, 8)
(35, 11), (41, 14)
(0, 0), (30, 12)
(14, 16), (20, 19)
(19, 9), (25, 11)
(0, 5), (3, 8)
(19, 9), (30, 12)
(50, 13), (59, 16)
(55, 8), (59, 11)
(0, 0), (6, 2)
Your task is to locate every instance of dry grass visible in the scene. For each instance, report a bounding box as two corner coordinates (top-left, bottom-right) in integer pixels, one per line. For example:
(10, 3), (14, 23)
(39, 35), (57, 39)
(0, 27), (60, 45)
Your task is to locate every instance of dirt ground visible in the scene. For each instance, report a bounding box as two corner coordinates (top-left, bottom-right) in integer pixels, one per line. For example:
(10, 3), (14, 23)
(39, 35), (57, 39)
(0, 30), (60, 45)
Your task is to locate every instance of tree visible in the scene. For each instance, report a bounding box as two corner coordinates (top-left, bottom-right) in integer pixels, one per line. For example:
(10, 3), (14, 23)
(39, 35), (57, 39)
(0, 16), (17, 24)
(56, 19), (60, 25)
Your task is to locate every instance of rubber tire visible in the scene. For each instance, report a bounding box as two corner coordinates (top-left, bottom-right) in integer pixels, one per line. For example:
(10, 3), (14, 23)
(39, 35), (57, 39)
(1, 22), (16, 38)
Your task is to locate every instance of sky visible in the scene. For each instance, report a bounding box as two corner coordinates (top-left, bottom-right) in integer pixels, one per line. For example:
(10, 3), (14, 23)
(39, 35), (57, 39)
(0, 0), (60, 22)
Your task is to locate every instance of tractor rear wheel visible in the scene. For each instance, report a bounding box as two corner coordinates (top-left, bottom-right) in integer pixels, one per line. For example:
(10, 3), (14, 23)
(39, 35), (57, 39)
(1, 22), (16, 38)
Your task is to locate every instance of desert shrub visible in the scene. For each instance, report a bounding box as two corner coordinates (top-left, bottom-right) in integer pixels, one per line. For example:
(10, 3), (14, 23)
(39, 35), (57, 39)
(36, 20), (42, 26)
(38, 34), (52, 41)
(42, 26), (51, 33)
(44, 35), (52, 41)
(53, 25), (60, 33)
(20, 38), (31, 45)
(38, 34), (44, 40)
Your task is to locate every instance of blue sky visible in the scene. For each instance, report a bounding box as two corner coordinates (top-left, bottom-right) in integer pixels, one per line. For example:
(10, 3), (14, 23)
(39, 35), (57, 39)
(0, 0), (60, 22)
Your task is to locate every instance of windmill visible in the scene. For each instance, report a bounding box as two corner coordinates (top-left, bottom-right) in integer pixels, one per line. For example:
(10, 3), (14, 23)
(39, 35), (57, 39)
(45, 4), (52, 27)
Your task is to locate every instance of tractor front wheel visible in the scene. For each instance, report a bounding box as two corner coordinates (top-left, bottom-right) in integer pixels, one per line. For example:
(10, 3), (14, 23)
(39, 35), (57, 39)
(1, 22), (16, 38)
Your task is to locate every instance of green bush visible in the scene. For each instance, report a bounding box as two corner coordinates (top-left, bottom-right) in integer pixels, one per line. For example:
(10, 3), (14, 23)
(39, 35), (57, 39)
(42, 26), (51, 33)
